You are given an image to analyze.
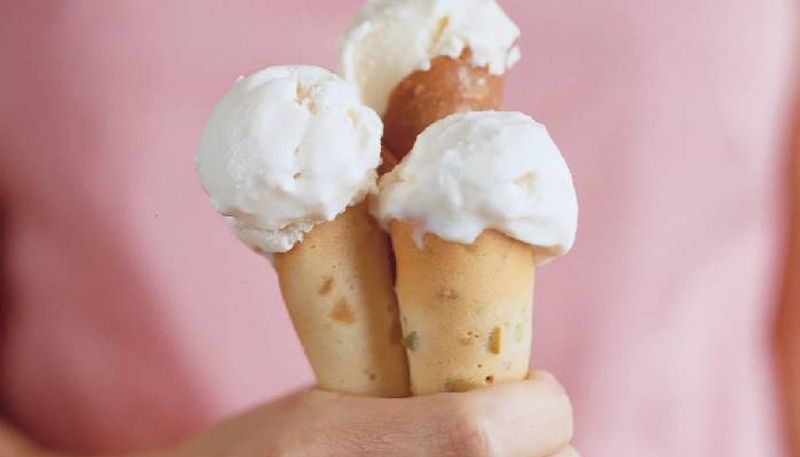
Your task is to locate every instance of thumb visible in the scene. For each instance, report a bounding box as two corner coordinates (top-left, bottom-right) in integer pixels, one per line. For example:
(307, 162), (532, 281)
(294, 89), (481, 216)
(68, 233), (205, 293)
(306, 376), (572, 457)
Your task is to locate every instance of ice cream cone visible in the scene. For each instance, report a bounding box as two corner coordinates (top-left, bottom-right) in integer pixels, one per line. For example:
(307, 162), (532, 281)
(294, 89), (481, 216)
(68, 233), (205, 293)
(274, 202), (409, 397)
(341, 0), (520, 159)
(390, 221), (534, 395)
(382, 50), (503, 160)
(196, 65), (410, 398)
(378, 145), (399, 175)
(373, 111), (579, 396)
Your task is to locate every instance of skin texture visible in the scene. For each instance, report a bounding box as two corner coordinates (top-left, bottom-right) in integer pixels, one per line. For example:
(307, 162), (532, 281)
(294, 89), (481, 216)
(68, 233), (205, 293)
(0, 423), (43, 457)
(0, 373), (576, 457)
(775, 93), (800, 456)
(382, 49), (503, 160)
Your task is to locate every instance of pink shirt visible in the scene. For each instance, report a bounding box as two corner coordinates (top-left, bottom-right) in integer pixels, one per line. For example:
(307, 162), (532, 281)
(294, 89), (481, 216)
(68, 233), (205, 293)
(0, 1), (797, 455)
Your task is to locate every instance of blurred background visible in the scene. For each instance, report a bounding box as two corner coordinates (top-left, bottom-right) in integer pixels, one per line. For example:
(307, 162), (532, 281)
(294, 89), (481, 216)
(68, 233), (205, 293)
(0, 1), (798, 456)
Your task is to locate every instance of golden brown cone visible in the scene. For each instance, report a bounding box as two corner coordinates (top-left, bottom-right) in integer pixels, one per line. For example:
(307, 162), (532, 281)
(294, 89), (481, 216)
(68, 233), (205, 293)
(382, 49), (503, 160)
(378, 146), (399, 176)
(274, 203), (409, 397)
(390, 220), (535, 396)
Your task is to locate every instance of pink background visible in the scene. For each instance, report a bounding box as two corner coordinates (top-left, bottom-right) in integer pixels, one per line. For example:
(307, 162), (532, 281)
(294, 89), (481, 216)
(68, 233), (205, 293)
(0, 1), (798, 455)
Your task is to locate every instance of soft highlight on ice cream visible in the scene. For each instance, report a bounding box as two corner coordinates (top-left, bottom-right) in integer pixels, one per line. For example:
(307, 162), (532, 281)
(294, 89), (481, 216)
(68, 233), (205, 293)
(374, 111), (578, 264)
(196, 65), (382, 254)
(340, 0), (520, 115)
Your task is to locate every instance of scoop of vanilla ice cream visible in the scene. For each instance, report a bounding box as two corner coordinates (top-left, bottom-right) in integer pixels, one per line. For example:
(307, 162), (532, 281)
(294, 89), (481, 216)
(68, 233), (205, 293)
(196, 65), (383, 254)
(373, 111), (578, 264)
(340, 0), (520, 115)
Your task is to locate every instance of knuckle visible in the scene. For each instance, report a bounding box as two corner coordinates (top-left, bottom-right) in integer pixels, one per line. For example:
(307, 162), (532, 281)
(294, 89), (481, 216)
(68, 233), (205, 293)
(439, 397), (495, 457)
(444, 417), (492, 457)
(523, 383), (574, 453)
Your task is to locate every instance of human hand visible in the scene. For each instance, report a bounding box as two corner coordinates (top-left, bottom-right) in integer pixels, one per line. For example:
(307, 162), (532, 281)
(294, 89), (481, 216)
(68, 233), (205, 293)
(171, 370), (576, 457)
(1, 371), (576, 457)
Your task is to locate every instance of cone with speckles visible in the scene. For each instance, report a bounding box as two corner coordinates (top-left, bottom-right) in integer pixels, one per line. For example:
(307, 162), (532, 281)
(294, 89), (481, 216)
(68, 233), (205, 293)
(390, 220), (535, 396)
(273, 202), (409, 397)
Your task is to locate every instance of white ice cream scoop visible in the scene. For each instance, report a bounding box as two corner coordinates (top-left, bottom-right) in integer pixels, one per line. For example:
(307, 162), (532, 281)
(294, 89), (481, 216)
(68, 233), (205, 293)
(373, 110), (578, 265)
(196, 65), (383, 254)
(195, 65), (409, 397)
(340, 0), (520, 115)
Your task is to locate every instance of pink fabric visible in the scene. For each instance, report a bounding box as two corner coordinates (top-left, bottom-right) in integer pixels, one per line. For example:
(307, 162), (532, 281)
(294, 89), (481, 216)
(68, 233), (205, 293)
(0, 1), (796, 455)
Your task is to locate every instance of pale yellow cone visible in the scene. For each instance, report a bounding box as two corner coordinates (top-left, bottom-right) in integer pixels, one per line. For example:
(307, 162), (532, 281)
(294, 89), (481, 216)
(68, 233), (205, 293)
(390, 220), (535, 396)
(274, 202), (409, 397)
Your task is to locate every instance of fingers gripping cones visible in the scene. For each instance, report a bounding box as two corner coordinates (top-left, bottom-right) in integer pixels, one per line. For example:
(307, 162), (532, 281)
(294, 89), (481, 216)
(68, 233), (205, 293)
(374, 111), (578, 395)
(196, 65), (409, 397)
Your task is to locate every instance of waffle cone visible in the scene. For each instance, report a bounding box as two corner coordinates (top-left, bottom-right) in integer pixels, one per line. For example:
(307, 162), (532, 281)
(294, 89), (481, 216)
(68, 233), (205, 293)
(274, 203), (409, 397)
(390, 220), (535, 396)
(382, 49), (503, 160)
(378, 145), (399, 176)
